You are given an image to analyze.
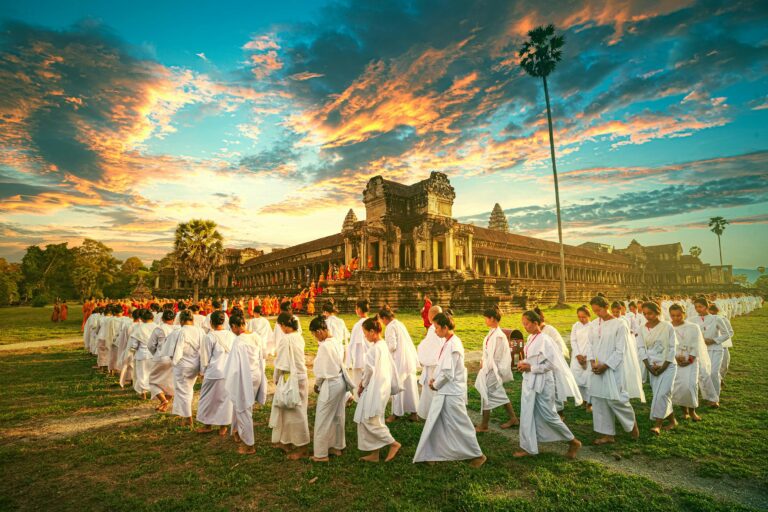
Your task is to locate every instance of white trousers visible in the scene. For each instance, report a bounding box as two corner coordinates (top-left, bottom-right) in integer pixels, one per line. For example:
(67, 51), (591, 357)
(591, 396), (636, 436)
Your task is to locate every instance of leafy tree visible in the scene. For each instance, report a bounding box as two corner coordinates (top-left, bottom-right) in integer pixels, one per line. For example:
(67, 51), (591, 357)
(755, 275), (768, 298)
(20, 243), (75, 301)
(708, 217), (729, 266)
(519, 24), (567, 306)
(173, 220), (223, 302)
(0, 258), (22, 305)
(72, 239), (121, 299)
(689, 246), (702, 258)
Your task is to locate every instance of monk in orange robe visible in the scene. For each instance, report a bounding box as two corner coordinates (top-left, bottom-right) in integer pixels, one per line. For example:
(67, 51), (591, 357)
(60, 301), (68, 321)
(367, 255), (374, 270)
(51, 301), (60, 322)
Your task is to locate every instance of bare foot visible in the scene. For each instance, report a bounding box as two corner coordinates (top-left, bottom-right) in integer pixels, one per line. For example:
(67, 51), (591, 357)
(650, 427), (661, 436)
(593, 436), (615, 445)
(682, 413), (690, 421)
(385, 415), (397, 424)
(218, 426), (228, 437)
(662, 418), (678, 431)
(237, 445), (256, 455)
(469, 455), (487, 468)
(359, 453), (380, 463)
(311, 456), (329, 463)
(708, 401), (720, 409)
(233, 431), (242, 443)
(475, 425), (490, 433)
(196, 427), (214, 434)
(631, 422), (640, 440)
(691, 412), (702, 422)
(566, 439), (582, 459)
(513, 450), (533, 458)
(408, 413), (420, 422)
(273, 443), (291, 453)
(329, 448), (344, 457)
(500, 418), (519, 429)
(385, 441), (401, 462)
(287, 450), (306, 461)
(586, 404), (592, 413)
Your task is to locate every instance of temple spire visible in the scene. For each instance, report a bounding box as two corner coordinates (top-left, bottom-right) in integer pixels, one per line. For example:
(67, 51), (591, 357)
(342, 209), (358, 231)
(488, 203), (509, 233)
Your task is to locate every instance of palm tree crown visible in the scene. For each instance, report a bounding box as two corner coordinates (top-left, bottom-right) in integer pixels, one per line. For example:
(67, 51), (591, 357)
(519, 24), (564, 78)
(173, 219), (224, 300)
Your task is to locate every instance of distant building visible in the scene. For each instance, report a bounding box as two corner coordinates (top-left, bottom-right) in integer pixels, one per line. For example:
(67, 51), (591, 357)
(155, 173), (736, 310)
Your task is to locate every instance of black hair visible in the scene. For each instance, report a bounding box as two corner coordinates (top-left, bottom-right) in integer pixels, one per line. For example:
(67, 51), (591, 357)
(510, 329), (524, 340)
(362, 316), (382, 333)
(150, 303), (161, 312)
(189, 304), (199, 312)
(309, 316), (328, 332)
(576, 305), (591, 317)
(522, 310), (542, 324)
(669, 304), (685, 314)
(708, 304), (720, 313)
(212, 300), (221, 309)
(443, 307), (454, 317)
(322, 301), (337, 314)
(178, 302), (187, 311)
(378, 306), (395, 320)
(162, 310), (175, 322)
(280, 301), (292, 312)
(628, 301), (636, 308)
(611, 301), (622, 310)
(132, 309), (142, 320)
(211, 310), (226, 327)
(642, 301), (661, 315)
(694, 297), (709, 308)
(356, 299), (370, 313)
(482, 305), (501, 322)
(432, 312), (455, 330)
(179, 310), (194, 324)
(253, 305), (262, 315)
(533, 306), (545, 322)
(590, 296), (609, 308)
(141, 309), (155, 322)
(277, 312), (299, 330)
(229, 315), (245, 328)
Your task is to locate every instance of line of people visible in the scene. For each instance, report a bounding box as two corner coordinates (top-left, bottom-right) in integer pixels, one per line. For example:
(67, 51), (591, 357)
(80, 292), (761, 463)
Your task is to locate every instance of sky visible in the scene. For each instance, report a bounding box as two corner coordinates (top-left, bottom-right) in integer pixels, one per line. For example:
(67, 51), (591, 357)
(0, 0), (766, 270)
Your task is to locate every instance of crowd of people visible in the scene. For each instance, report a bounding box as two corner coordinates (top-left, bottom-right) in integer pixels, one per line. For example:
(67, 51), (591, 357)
(80, 292), (761, 464)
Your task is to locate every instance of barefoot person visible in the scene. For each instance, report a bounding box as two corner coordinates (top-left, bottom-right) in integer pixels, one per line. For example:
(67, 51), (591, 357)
(354, 317), (401, 463)
(170, 311), (205, 430)
(638, 302), (678, 434)
(587, 296), (645, 445)
(309, 316), (348, 462)
(269, 313), (310, 460)
(670, 304), (710, 422)
(693, 298), (731, 407)
(128, 309), (157, 399)
(515, 310), (582, 459)
(225, 315), (267, 455)
(346, 299), (371, 400)
(413, 313), (485, 467)
(148, 309), (178, 412)
(196, 311), (236, 436)
(475, 306), (518, 432)
(416, 305), (444, 420)
(379, 307), (420, 423)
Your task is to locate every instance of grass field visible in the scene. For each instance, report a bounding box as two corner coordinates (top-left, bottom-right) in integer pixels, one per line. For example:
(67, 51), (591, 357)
(0, 305), (766, 511)
(0, 304), (85, 344)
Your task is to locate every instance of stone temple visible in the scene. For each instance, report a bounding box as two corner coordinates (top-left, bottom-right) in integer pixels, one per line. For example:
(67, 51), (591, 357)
(156, 172), (735, 311)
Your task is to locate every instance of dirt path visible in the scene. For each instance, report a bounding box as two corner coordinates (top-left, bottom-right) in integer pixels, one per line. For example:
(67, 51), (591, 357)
(0, 337), (82, 351)
(466, 410), (768, 510)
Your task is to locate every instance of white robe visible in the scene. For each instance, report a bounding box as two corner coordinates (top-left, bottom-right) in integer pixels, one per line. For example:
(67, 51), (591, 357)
(416, 325), (444, 419)
(269, 315), (301, 357)
(475, 327), (513, 410)
(196, 330), (236, 425)
(268, 331), (310, 447)
(385, 319), (420, 416)
(225, 333), (267, 447)
(638, 321), (677, 420)
(672, 321), (708, 408)
(171, 325), (205, 417)
(354, 341), (399, 451)
(326, 315), (350, 360)
(413, 334), (482, 462)
(695, 314), (731, 402)
(246, 316), (271, 354)
(569, 321), (591, 403)
(345, 317), (370, 399)
(148, 324), (177, 399)
(519, 333), (577, 455)
(128, 322), (156, 395)
(312, 337), (347, 457)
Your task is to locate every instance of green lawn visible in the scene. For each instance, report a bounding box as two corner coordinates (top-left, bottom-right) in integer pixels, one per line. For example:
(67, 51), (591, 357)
(0, 306), (765, 511)
(0, 304), (84, 344)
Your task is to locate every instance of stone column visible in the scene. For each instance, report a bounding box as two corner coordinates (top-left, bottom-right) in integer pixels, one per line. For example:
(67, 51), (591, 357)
(467, 234), (473, 270)
(446, 230), (455, 270)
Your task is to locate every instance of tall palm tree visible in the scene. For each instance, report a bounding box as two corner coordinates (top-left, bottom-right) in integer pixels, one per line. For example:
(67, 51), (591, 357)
(173, 219), (224, 302)
(519, 24), (567, 305)
(689, 246), (702, 259)
(708, 217), (729, 266)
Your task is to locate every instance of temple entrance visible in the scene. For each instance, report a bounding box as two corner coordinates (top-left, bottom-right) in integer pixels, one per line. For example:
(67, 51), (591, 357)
(370, 241), (380, 270)
(399, 243), (409, 270)
(436, 241), (445, 270)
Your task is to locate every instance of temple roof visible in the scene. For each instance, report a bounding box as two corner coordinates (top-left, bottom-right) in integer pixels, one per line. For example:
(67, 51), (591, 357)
(241, 233), (344, 267)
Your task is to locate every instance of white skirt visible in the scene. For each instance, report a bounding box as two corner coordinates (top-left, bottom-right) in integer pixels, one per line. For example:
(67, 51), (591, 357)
(196, 378), (234, 425)
(149, 357), (174, 399)
(268, 377), (310, 446)
(413, 394), (482, 462)
(133, 359), (151, 395)
(392, 372), (419, 416)
(172, 366), (198, 417)
(314, 377), (347, 457)
(672, 363), (698, 408)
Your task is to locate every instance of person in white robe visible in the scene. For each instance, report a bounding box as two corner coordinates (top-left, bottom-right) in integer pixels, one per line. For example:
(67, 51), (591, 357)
(670, 304), (710, 421)
(569, 306), (592, 410)
(269, 312), (310, 460)
(637, 302), (678, 434)
(118, 310), (141, 389)
(474, 306), (518, 432)
(225, 315), (267, 455)
(95, 308), (115, 371)
(354, 317), (402, 463)
(246, 305), (271, 354)
(202, 301), (230, 333)
(196, 310), (236, 435)
(268, 302), (301, 357)
(322, 301), (350, 360)
(83, 310), (97, 353)
(587, 296), (644, 445)
(88, 309), (103, 356)
(170, 311), (204, 429)
(346, 299), (371, 401)
(107, 308), (126, 374)
(416, 305), (444, 420)
(128, 310), (157, 398)
(379, 307), (420, 422)
(148, 309), (178, 412)
(308, 316), (348, 462)
(413, 313), (485, 467)
(514, 310), (582, 459)
(708, 304), (734, 385)
(535, 307), (570, 416)
(693, 298), (731, 407)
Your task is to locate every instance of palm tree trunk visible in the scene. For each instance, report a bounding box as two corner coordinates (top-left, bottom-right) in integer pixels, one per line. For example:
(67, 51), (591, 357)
(543, 76), (567, 306)
(717, 234), (723, 266)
